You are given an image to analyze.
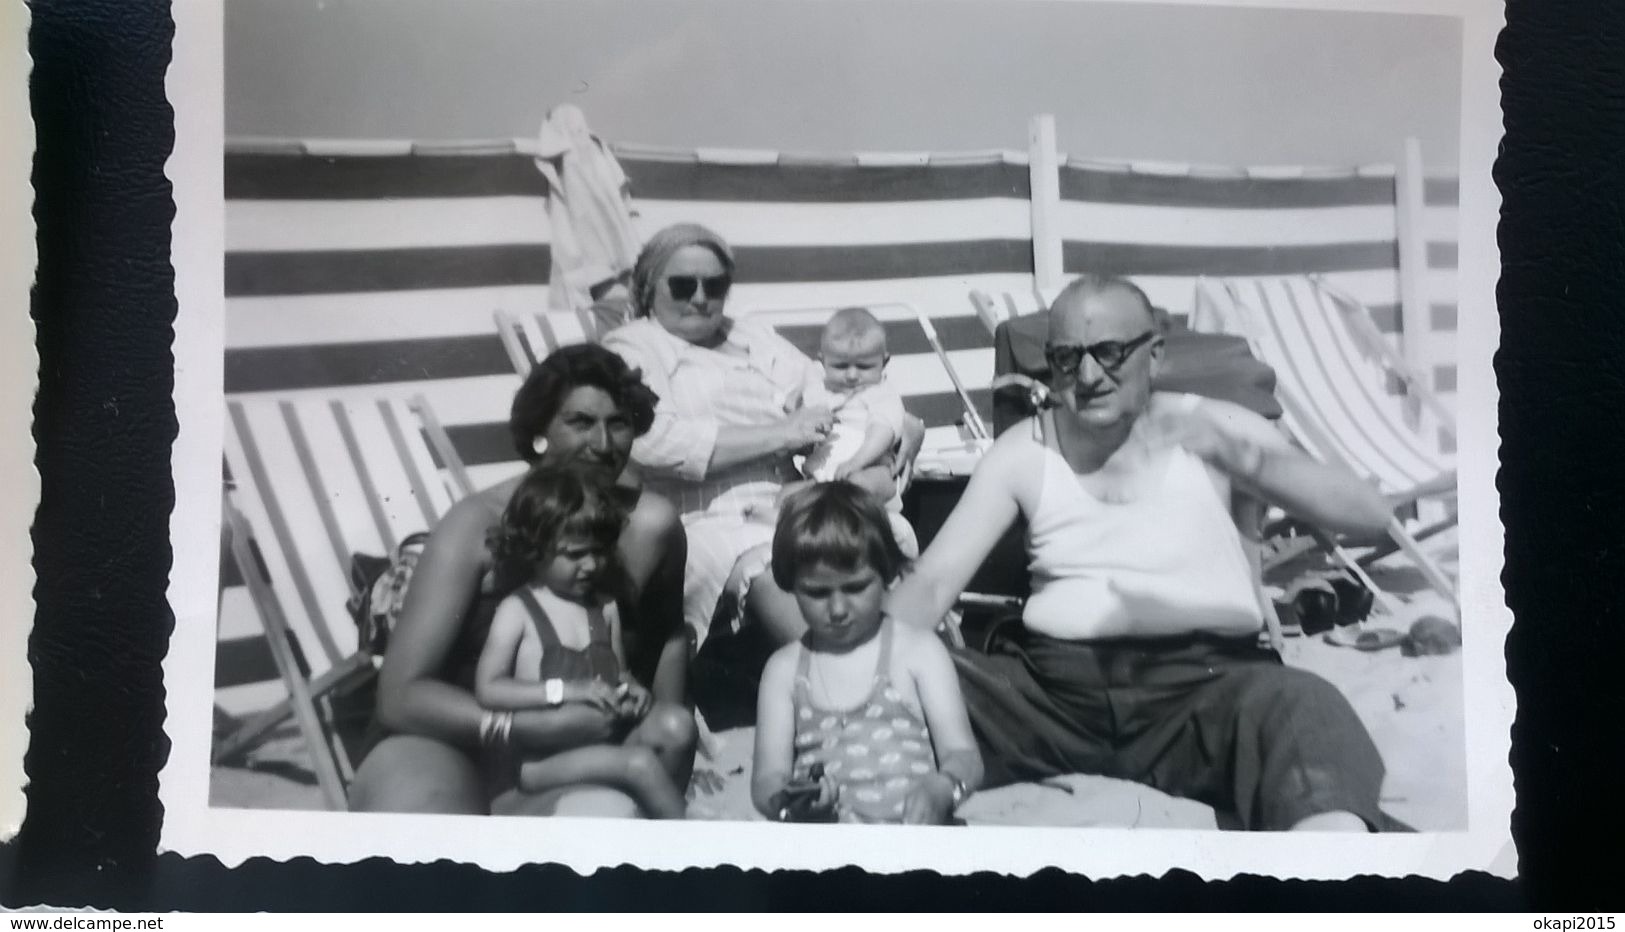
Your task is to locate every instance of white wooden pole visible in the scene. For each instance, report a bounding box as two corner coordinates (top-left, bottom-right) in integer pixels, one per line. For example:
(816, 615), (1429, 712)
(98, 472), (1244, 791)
(1395, 137), (1432, 373)
(1394, 137), (1432, 434)
(1028, 114), (1064, 307)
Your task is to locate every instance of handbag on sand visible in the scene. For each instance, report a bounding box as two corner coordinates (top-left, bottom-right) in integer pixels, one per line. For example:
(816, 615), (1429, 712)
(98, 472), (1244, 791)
(345, 531), (430, 658)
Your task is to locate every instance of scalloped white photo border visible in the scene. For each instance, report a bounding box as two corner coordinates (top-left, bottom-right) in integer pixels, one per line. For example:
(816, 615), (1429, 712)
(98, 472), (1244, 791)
(159, 0), (1513, 879)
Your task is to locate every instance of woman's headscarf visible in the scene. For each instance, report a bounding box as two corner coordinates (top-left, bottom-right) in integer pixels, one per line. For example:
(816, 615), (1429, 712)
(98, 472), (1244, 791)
(629, 223), (736, 318)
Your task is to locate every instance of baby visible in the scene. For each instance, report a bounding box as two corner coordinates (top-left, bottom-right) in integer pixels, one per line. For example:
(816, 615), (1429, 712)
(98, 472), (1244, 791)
(475, 466), (689, 818)
(754, 306), (920, 555)
(751, 482), (983, 824)
(798, 306), (908, 483)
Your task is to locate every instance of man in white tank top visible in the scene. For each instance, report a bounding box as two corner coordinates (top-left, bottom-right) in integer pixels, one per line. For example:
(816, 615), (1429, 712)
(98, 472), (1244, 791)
(888, 275), (1401, 832)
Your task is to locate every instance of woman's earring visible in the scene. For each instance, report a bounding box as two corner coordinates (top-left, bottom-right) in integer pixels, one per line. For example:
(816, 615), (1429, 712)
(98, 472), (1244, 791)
(532, 436), (549, 457)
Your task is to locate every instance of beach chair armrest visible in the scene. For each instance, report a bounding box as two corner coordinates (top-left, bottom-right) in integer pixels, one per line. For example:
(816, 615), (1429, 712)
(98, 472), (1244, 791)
(1386, 470), (1458, 509)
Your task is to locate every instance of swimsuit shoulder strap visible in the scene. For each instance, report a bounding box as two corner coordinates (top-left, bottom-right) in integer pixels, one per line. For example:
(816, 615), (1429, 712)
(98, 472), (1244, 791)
(792, 642), (812, 702)
(585, 603), (612, 641)
(514, 587), (563, 652)
(872, 617), (895, 686)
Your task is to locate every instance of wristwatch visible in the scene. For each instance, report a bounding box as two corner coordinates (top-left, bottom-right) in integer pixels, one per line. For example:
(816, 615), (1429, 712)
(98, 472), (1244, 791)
(543, 678), (565, 706)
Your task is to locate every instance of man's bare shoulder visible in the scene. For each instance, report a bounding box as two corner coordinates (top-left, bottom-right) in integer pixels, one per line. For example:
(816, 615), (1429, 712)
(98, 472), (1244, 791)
(1147, 391), (1283, 448)
(969, 420), (1046, 507)
(978, 419), (1042, 469)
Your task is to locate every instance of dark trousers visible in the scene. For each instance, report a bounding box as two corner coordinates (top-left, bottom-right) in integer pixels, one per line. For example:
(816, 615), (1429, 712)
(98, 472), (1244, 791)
(954, 626), (1402, 831)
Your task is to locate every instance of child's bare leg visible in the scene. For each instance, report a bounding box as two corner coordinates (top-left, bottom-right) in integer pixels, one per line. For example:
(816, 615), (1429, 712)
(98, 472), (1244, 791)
(516, 745), (687, 819)
(625, 701), (698, 789)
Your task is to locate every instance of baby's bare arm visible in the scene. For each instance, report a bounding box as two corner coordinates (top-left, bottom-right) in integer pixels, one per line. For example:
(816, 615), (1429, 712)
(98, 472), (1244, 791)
(834, 421), (899, 479)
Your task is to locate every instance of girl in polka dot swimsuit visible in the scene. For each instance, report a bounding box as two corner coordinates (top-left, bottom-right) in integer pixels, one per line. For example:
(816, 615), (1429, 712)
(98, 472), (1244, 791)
(751, 483), (983, 824)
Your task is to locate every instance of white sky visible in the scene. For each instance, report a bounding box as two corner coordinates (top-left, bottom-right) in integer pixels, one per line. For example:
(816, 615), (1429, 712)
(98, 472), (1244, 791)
(227, 0), (1464, 169)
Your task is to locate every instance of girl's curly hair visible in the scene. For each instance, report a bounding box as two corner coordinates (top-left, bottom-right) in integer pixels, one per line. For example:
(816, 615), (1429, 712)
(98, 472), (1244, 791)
(487, 465), (629, 592)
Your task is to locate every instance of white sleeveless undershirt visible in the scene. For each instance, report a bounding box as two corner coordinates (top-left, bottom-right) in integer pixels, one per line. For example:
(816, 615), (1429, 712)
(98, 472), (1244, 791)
(1020, 400), (1263, 640)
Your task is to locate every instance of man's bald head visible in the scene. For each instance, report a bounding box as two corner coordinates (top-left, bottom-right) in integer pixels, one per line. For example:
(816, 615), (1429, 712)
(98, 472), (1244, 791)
(1047, 275), (1159, 341)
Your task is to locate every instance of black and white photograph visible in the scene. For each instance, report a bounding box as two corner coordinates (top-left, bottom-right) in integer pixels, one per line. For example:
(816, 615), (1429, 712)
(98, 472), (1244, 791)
(159, 0), (1511, 877)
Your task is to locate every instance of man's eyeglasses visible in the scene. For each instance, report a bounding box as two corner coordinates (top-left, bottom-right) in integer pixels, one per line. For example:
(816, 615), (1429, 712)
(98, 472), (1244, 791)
(666, 274), (732, 303)
(1044, 331), (1158, 378)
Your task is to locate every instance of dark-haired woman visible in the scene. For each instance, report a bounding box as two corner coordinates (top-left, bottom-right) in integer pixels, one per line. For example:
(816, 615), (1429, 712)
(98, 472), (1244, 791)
(348, 344), (694, 816)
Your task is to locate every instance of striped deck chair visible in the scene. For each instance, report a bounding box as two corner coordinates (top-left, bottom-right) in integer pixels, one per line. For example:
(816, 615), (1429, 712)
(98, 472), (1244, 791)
(493, 307), (603, 377)
(1190, 275), (1458, 609)
(216, 393), (472, 808)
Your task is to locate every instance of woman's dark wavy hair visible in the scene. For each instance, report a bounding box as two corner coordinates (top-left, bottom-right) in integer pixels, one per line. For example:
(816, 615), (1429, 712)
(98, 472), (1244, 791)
(509, 343), (659, 463)
(487, 465), (628, 592)
(769, 482), (909, 591)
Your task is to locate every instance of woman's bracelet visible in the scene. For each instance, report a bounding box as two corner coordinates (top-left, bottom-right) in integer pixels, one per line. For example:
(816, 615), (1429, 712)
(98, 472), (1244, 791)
(478, 709), (515, 752)
(496, 709), (513, 749)
(477, 710), (497, 748)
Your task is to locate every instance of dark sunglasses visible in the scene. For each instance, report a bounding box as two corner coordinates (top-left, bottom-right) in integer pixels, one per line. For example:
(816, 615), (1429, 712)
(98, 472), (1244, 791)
(1045, 330), (1158, 377)
(665, 274), (732, 303)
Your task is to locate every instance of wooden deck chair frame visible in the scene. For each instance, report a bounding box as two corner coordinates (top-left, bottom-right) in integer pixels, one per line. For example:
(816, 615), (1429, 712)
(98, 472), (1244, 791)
(1196, 276), (1460, 611)
(214, 394), (472, 808)
(494, 307), (604, 377)
(969, 288), (1046, 336)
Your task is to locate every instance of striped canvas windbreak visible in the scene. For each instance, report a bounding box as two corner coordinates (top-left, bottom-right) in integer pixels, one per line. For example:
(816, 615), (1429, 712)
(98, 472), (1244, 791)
(226, 139), (1460, 495)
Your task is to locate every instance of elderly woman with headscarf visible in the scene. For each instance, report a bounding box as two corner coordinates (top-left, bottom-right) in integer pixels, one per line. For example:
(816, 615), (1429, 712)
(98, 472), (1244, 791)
(601, 224), (920, 658)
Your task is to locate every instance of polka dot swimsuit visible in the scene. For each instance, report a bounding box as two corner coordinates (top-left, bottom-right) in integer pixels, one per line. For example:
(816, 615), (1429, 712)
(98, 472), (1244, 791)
(791, 619), (938, 823)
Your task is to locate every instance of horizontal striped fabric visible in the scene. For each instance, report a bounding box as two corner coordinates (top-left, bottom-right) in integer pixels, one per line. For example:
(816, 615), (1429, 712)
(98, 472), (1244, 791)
(225, 140), (1460, 464)
(1192, 277), (1452, 494)
(218, 138), (1462, 718)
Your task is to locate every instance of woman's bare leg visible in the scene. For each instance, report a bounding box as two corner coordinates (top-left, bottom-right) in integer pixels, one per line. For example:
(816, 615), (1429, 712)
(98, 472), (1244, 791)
(625, 702), (698, 789)
(517, 745), (687, 819)
(348, 735), (485, 815)
(1290, 811), (1369, 831)
(491, 784), (640, 818)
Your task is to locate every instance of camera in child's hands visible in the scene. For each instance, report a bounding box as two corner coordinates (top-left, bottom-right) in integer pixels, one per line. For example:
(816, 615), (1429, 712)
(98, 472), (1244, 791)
(771, 764), (838, 823)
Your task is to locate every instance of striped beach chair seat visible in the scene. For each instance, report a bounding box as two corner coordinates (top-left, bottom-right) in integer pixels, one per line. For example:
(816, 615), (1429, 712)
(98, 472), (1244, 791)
(216, 393), (472, 808)
(1190, 275), (1458, 608)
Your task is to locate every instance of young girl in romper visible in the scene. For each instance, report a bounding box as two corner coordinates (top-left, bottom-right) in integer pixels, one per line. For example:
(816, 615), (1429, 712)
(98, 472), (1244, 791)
(475, 466), (690, 818)
(751, 482), (983, 824)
